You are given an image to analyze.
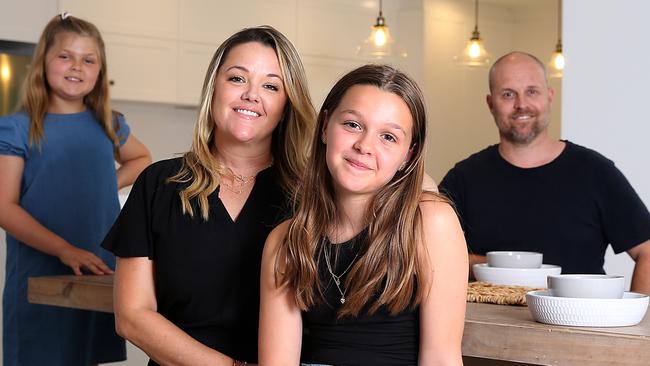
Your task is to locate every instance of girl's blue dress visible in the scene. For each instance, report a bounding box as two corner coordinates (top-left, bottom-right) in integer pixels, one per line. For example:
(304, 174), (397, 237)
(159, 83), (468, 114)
(0, 110), (128, 365)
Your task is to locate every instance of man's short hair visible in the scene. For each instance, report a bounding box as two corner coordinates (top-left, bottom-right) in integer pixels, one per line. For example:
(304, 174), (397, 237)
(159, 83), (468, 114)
(488, 51), (548, 92)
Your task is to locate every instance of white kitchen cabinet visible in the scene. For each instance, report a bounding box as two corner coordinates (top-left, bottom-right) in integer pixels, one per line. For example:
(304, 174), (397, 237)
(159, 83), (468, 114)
(178, 0), (297, 44)
(0, 0), (58, 43)
(103, 33), (177, 104)
(58, 0), (178, 40)
(49, 0), (397, 107)
(177, 42), (215, 106)
(59, 0), (179, 104)
(296, 1), (378, 60)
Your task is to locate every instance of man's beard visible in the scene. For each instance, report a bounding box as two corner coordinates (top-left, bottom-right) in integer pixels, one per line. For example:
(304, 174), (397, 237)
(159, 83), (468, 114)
(498, 114), (547, 145)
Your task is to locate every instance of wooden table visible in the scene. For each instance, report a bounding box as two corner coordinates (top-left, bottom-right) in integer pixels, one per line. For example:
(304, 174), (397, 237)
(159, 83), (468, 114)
(28, 275), (650, 365)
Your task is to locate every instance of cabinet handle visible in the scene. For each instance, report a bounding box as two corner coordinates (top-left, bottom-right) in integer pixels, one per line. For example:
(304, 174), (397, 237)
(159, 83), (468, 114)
(109, 80), (115, 86)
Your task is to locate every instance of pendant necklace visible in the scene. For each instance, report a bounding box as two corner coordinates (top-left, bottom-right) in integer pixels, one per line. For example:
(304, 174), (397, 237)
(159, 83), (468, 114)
(323, 242), (359, 304)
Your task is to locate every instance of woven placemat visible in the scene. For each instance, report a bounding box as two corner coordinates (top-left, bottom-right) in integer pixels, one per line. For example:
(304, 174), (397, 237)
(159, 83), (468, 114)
(467, 282), (543, 306)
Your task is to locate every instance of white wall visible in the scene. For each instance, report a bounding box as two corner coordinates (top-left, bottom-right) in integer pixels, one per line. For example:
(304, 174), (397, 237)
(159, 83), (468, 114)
(563, 0), (650, 288)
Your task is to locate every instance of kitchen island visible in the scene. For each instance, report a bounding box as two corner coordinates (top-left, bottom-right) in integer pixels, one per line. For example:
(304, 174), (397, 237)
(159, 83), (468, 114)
(28, 275), (650, 366)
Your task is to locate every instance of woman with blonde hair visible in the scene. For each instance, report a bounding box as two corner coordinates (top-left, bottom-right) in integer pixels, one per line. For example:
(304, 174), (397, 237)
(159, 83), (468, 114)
(102, 25), (315, 365)
(260, 64), (468, 365)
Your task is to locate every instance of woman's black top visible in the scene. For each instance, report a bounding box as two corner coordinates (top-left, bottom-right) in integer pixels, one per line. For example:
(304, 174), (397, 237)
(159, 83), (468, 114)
(102, 158), (288, 365)
(300, 231), (419, 366)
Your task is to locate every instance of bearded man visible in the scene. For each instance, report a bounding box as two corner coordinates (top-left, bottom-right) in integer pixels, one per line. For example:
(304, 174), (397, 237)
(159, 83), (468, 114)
(439, 52), (650, 294)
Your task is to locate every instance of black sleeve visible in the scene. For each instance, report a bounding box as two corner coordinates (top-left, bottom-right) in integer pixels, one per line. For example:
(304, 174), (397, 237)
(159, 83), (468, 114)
(101, 161), (171, 258)
(597, 161), (650, 253)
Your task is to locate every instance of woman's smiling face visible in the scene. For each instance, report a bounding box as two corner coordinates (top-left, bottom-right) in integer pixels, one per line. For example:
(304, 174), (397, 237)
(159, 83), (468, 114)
(211, 41), (288, 145)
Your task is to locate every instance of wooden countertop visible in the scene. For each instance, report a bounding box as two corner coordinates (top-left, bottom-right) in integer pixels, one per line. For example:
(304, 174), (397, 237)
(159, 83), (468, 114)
(28, 275), (650, 365)
(28, 274), (114, 313)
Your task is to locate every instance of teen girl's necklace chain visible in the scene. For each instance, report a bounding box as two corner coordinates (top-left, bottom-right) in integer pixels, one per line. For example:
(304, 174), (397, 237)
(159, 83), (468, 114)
(323, 242), (359, 304)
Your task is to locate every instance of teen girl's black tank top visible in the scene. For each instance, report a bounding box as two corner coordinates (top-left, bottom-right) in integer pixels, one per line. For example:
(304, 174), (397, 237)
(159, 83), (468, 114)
(300, 230), (419, 366)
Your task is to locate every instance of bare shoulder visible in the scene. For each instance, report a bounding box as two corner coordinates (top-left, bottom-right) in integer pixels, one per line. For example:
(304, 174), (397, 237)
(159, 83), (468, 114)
(418, 193), (465, 256)
(261, 220), (292, 287)
(263, 219), (292, 262)
(268, 219), (291, 245)
(419, 193), (458, 223)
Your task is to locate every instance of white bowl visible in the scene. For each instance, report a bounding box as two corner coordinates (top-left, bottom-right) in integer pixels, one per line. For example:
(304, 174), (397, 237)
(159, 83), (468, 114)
(547, 274), (625, 299)
(487, 251), (543, 268)
(473, 263), (561, 288)
(527, 290), (649, 327)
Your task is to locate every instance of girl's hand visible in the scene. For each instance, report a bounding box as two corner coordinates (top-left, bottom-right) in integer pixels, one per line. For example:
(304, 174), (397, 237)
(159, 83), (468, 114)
(57, 245), (114, 275)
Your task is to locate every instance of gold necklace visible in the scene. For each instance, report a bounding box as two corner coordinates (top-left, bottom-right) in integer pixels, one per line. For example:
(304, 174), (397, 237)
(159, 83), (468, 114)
(323, 242), (359, 304)
(219, 162), (272, 195)
(220, 175), (256, 195)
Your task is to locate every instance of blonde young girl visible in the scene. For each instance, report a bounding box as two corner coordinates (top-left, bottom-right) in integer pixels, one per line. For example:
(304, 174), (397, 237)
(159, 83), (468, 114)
(0, 13), (150, 366)
(260, 65), (468, 365)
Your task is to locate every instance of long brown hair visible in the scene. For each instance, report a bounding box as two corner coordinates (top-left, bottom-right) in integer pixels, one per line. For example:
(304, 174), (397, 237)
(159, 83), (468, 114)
(169, 26), (316, 220)
(20, 14), (120, 154)
(277, 64), (447, 318)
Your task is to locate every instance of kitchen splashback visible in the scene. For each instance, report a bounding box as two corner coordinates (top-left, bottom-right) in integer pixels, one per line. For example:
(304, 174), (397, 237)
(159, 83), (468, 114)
(0, 40), (35, 116)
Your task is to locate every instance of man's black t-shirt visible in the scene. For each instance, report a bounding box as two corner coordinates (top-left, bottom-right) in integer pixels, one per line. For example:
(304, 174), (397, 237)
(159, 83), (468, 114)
(439, 141), (650, 274)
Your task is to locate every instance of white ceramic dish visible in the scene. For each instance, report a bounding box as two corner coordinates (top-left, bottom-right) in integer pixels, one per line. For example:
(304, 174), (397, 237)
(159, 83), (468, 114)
(547, 274), (625, 299)
(487, 251), (543, 268)
(526, 290), (649, 327)
(473, 263), (561, 288)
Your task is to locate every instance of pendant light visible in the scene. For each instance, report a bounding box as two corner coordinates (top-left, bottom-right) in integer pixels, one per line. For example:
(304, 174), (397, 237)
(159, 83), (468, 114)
(548, 0), (564, 78)
(357, 0), (407, 59)
(453, 0), (490, 67)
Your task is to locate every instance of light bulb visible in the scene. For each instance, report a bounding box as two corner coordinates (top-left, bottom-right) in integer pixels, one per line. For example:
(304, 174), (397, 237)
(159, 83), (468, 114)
(0, 63), (10, 82)
(469, 40), (482, 59)
(552, 52), (565, 70)
(373, 27), (387, 47)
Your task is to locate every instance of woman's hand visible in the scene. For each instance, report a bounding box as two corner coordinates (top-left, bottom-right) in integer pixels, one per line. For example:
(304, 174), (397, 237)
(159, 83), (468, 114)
(57, 244), (113, 275)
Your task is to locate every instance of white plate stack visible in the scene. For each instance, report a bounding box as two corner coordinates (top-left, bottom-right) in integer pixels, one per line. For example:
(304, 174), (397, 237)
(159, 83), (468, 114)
(472, 251), (561, 288)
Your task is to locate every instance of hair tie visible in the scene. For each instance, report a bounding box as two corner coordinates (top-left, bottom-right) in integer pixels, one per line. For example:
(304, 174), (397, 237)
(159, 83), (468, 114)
(60, 11), (71, 20)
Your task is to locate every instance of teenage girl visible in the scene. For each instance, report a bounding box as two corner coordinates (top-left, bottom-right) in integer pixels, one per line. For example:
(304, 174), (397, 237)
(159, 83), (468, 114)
(0, 13), (151, 366)
(260, 64), (468, 365)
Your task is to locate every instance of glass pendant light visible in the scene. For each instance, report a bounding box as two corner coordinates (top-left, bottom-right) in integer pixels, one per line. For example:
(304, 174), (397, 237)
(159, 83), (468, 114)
(453, 0), (491, 67)
(357, 0), (407, 59)
(548, 0), (564, 78)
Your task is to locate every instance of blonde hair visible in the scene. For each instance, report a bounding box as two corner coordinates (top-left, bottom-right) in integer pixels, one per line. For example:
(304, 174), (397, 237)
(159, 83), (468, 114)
(20, 14), (121, 155)
(277, 64), (449, 318)
(170, 26), (316, 220)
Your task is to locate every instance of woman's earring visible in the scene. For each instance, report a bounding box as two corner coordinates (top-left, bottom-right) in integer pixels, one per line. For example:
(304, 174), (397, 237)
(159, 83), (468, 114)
(398, 161), (407, 171)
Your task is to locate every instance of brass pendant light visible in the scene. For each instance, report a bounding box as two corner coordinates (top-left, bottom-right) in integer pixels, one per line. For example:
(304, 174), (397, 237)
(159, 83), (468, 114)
(548, 0), (565, 78)
(357, 0), (407, 59)
(454, 0), (491, 67)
